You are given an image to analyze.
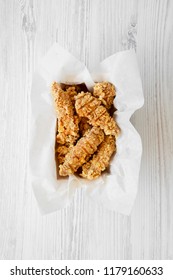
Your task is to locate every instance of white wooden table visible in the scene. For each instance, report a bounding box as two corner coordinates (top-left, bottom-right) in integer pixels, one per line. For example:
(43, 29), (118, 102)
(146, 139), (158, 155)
(0, 0), (173, 260)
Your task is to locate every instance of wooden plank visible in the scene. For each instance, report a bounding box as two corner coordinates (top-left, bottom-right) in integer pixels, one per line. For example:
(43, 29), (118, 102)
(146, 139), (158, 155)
(131, 0), (173, 259)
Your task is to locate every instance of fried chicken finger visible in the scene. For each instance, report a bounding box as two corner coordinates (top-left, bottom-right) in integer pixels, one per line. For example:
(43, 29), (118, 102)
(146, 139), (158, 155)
(51, 82), (79, 145)
(81, 135), (116, 180)
(59, 127), (104, 176)
(93, 82), (116, 109)
(75, 92), (120, 137)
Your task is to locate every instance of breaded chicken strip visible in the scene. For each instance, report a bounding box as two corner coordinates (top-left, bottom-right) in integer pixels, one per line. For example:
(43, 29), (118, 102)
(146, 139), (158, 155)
(60, 83), (88, 93)
(79, 117), (92, 136)
(75, 92), (120, 137)
(66, 86), (78, 105)
(59, 127), (104, 176)
(93, 82), (116, 109)
(81, 135), (116, 179)
(55, 145), (72, 165)
(51, 82), (79, 145)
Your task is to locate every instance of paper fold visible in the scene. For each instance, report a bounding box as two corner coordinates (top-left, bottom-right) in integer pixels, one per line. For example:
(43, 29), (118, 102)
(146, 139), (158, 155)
(30, 43), (144, 215)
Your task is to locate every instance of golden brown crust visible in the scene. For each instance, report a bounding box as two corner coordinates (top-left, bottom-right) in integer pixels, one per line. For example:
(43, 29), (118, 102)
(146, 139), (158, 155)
(65, 86), (78, 105)
(75, 92), (120, 137)
(93, 82), (116, 109)
(81, 135), (116, 179)
(79, 117), (92, 136)
(51, 81), (120, 179)
(60, 83), (88, 93)
(55, 145), (71, 165)
(59, 127), (104, 176)
(51, 82), (79, 145)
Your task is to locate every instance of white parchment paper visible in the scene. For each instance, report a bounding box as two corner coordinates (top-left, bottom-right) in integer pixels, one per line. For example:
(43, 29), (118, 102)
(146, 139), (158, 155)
(30, 43), (144, 215)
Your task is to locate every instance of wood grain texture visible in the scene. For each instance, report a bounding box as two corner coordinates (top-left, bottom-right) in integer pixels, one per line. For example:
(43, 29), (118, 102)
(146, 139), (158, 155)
(0, 0), (173, 260)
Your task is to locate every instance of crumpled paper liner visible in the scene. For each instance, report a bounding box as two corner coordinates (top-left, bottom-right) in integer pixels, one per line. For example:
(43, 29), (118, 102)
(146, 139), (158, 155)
(30, 43), (144, 215)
